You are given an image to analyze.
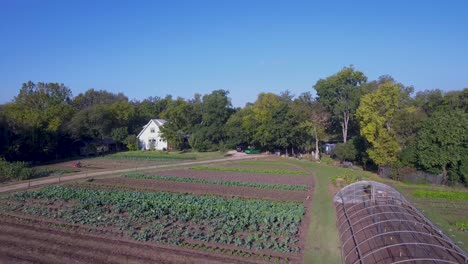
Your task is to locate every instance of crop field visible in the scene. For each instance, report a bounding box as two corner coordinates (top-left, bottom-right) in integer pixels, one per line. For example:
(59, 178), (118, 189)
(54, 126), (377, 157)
(28, 151), (227, 179)
(0, 159), (314, 263)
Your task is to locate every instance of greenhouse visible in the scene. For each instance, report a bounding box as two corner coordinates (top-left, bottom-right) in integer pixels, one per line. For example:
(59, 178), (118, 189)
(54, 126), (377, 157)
(334, 181), (467, 264)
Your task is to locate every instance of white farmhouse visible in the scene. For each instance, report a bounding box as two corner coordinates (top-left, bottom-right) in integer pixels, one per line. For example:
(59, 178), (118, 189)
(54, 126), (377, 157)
(137, 119), (168, 150)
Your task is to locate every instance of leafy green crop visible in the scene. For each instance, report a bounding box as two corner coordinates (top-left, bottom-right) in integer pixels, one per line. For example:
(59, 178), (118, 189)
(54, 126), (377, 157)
(455, 221), (468, 231)
(191, 166), (308, 175)
(122, 172), (309, 191)
(4, 185), (305, 253)
(413, 190), (468, 200)
(236, 161), (291, 167)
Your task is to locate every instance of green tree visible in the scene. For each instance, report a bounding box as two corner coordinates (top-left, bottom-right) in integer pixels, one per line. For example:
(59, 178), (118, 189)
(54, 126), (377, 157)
(160, 98), (197, 150)
(3, 81), (73, 160)
(111, 127), (129, 145)
(225, 107), (251, 148)
(298, 102), (329, 160)
(416, 110), (468, 185)
(190, 90), (233, 151)
(314, 66), (367, 143)
(357, 81), (402, 167)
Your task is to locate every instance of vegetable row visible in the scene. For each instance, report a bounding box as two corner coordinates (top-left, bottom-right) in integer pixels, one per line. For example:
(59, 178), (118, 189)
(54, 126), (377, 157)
(122, 172), (309, 191)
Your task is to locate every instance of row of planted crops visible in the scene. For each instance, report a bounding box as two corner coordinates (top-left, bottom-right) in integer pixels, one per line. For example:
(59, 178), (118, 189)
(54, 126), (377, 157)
(0, 164), (310, 263)
(1, 184), (305, 254)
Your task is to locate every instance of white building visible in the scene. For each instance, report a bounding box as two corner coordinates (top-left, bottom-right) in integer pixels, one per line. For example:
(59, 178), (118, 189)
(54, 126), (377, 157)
(137, 119), (168, 150)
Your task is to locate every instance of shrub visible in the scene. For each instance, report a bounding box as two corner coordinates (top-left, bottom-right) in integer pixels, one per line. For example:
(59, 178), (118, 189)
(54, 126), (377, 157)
(0, 158), (33, 181)
(125, 134), (139, 151)
(333, 139), (358, 162)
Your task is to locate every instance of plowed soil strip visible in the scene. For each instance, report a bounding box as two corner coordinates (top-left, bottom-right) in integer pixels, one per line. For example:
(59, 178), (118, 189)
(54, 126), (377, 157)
(0, 217), (255, 264)
(93, 177), (307, 202)
(148, 169), (313, 185)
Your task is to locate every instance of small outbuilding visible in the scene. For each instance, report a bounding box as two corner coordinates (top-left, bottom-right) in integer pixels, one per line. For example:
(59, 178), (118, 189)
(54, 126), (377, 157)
(137, 119), (168, 150)
(334, 180), (467, 264)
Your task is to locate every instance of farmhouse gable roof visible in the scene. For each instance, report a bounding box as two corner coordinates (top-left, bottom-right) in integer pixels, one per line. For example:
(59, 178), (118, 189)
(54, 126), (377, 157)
(137, 119), (167, 138)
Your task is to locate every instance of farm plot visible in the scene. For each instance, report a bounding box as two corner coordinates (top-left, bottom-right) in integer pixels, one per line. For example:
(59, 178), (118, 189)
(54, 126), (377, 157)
(191, 165), (309, 175)
(91, 168), (312, 201)
(218, 160), (305, 171)
(154, 168), (312, 186)
(0, 163), (314, 264)
(30, 151), (226, 177)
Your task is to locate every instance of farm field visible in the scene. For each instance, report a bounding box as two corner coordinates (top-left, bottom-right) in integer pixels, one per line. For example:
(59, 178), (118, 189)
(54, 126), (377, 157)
(44, 151), (226, 173)
(0, 158), (314, 263)
(1, 151), (228, 187)
(1, 156), (466, 263)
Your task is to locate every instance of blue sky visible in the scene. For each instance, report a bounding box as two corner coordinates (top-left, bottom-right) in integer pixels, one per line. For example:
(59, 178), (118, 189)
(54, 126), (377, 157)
(1, 0), (467, 107)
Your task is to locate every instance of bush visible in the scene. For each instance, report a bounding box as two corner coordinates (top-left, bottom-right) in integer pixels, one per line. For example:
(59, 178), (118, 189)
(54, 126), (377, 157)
(0, 158), (33, 181)
(125, 134), (139, 151)
(333, 139), (358, 162)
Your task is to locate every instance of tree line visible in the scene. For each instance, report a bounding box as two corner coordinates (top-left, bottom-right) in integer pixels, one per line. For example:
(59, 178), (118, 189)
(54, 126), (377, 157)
(0, 67), (466, 185)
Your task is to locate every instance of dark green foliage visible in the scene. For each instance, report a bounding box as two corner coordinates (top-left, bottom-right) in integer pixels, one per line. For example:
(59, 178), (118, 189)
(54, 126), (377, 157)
(111, 127), (129, 144)
(3, 185), (305, 253)
(416, 110), (468, 185)
(125, 134), (139, 151)
(332, 139), (358, 162)
(189, 90), (234, 151)
(314, 66), (367, 143)
(0, 158), (33, 181)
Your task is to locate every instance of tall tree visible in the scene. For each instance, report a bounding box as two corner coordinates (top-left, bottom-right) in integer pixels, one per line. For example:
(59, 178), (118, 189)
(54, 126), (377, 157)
(357, 81), (402, 168)
(314, 66), (367, 143)
(416, 110), (468, 185)
(160, 98), (197, 150)
(3, 81), (73, 160)
(190, 90), (233, 151)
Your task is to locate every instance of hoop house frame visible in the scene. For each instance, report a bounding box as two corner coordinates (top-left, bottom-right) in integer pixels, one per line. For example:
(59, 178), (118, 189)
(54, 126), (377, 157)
(334, 181), (467, 264)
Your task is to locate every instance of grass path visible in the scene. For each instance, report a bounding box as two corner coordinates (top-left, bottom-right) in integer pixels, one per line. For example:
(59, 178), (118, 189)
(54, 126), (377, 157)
(298, 162), (343, 264)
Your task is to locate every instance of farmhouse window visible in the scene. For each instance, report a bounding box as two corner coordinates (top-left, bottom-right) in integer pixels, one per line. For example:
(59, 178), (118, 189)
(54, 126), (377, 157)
(150, 128), (155, 133)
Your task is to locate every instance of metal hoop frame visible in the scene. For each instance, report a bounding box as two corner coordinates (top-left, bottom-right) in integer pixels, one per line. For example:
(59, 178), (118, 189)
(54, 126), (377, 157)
(334, 180), (468, 264)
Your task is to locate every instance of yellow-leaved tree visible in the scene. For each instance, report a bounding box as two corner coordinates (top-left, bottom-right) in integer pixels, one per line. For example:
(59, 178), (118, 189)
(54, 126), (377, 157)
(356, 81), (402, 167)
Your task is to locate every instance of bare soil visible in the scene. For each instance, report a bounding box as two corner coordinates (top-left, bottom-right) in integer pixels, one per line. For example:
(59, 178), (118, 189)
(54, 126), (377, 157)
(0, 214), (255, 264)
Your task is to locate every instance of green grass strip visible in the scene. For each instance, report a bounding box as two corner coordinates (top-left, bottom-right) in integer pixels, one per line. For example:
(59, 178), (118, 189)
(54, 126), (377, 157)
(413, 190), (468, 200)
(123, 172), (309, 191)
(191, 166), (308, 175)
(236, 161), (291, 167)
